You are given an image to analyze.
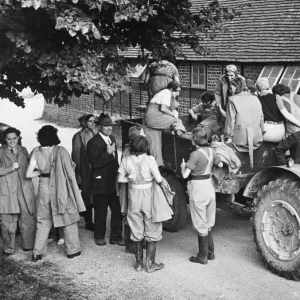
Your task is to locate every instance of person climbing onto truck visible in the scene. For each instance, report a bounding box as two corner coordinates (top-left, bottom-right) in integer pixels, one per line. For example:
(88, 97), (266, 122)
(189, 90), (222, 139)
(181, 127), (223, 265)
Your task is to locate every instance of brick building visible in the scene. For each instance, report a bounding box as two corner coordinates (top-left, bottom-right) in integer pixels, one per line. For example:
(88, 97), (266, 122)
(43, 0), (300, 124)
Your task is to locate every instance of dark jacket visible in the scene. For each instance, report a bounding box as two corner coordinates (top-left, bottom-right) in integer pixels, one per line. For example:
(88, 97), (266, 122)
(87, 134), (119, 195)
(72, 128), (95, 201)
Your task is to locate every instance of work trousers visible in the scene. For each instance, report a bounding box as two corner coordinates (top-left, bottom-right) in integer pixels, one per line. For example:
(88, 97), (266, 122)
(93, 192), (123, 241)
(1, 196), (36, 253)
(127, 186), (162, 242)
(187, 179), (216, 236)
(274, 131), (300, 165)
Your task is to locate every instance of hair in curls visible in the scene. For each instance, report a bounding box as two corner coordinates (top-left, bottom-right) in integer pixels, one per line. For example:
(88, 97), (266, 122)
(167, 81), (180, 92)
(230, 77), (244, 94)
(2, 127), (22, 144)
(37, 125), (61, 147)
(130, 135), (149, 156)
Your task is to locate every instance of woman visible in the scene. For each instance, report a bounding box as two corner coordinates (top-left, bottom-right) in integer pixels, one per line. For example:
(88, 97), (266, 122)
(181, 127), (223, 264)
(0, 127), (36, 255)
(145, 58), (180, 97)
(189, 90), (221, 139)
(118, 135), (172, 273)
(256, 78), (300, 143)
(26, 125), (85, 262)
(72, 114), (98, 231)
(144, 81), (186, 166)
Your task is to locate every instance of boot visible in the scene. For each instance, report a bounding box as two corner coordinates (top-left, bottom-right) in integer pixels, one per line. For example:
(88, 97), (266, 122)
(146, 241), (164, 273)
(208, 231), (215, 260)
(124, 224), (136, 254)
(134, 241), (143, 272)
(190, 235), (208, 264)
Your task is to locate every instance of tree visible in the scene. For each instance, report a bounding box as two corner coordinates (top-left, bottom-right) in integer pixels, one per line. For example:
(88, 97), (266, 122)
(0, 0), (239, 107)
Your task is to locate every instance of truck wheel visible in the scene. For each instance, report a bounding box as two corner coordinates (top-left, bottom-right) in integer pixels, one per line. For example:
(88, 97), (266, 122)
(163, 174), (188, 232)
(253, 179), (300, 280)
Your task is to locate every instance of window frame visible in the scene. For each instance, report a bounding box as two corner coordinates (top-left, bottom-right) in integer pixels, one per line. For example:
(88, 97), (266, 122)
(191, 63), (206, 89)
(257, 65), (285, 89)
(279, 65), (300, 95)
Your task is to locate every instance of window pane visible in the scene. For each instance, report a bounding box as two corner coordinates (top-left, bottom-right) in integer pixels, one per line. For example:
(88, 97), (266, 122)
(281, 78), (290, 86)
(268, 78), (276, 87)
(198, 65), (205, 75)
(291, 80), (299, 92)
(192, 74), (198, 85)
(293, 68), (300, 80)
(283, 66), (296, 79)
(199, 75), (205, 85)
(261, 66), (272, 77)
(270, 66), (283, 78)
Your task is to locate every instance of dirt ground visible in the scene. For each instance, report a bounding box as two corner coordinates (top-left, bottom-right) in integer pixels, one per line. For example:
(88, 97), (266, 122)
(1, 97), (300, 300)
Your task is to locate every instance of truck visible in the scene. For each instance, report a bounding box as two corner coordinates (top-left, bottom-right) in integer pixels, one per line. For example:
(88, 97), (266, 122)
(121, 115), (300, 281)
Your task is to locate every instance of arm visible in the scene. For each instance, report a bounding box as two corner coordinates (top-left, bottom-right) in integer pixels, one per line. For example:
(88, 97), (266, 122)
(260, 111), (265, 133)
(87, 140), (113, 169)
(149, 157), (163, 184)
(224, 99), (236, 139)
(181, 161), (192, 179)
(26, 162), (41, 178)
(118, 159), (129, 183)
(0, 161), (16, 176)
(276, 95), (300, 127)
(213, 152), (223, 168)
(160, 104), (177, 118)
(71, 133), (82, 182)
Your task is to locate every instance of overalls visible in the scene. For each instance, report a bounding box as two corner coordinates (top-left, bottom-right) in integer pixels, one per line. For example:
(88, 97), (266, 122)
(187, 148), (216, 236)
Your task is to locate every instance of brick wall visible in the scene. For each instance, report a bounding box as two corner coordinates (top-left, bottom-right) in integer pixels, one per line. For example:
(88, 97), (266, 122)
(207, 63), (223, 90)
(244, 64), (264, 82)
(178, 64), (190, 87)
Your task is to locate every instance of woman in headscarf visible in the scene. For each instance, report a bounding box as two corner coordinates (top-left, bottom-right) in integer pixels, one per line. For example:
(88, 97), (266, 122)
(256, 78), (300, 143)
(144, 81), (186, 166)
(26, 125), (85, 262)
(214, 64), (245, 122)
(145, 56), (180, 98)
(72, 114), (98, 231)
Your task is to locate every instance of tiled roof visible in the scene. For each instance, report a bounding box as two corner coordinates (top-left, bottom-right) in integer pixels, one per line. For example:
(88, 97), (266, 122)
(122, 0), (300, 62)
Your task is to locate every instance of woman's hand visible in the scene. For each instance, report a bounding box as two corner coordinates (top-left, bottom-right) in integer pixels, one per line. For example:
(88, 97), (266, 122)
(181, 158), (185, 169)
(219, 107), (227, 118)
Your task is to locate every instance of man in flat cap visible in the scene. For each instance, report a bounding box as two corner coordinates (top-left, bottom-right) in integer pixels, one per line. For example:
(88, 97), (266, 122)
(87, 113), (124, 246)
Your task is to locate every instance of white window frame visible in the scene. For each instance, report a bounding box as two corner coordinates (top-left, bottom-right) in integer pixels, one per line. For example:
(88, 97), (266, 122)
(279, 65), (300, 95)
(257, 65), (284, 89)
(191, 63), (206, 89)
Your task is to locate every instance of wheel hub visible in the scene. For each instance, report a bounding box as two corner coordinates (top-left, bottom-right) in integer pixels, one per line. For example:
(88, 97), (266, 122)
(261, 200), (300, 261)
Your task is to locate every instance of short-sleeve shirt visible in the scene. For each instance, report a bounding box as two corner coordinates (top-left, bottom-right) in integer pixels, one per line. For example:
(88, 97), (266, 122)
(150, 89), (172, 107)
(192, 100), (218, 119)
(186, 148), (221, 176)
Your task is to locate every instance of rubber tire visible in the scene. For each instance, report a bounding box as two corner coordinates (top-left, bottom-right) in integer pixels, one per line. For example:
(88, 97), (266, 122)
(253, 179), (300, 280)
(163, 174), (188, 232)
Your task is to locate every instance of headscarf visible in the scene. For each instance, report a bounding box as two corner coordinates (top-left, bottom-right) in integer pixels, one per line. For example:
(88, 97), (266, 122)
(225, 64), (238, 74)
(256, 77), (270, 92)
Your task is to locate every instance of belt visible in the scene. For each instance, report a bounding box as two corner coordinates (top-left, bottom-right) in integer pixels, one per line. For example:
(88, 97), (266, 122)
(131, 183), (152, 189)
(153, 73), (172, 79)
(265, 121), (283, 125)
(39, 173), (50, 178)
(190, 174), (210, 180)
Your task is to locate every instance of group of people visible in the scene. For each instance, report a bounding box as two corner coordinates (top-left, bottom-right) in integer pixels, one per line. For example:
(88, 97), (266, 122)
(1, 60), (300, 272)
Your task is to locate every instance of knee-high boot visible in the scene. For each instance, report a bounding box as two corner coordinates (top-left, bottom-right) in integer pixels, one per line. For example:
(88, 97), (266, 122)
(208, 231), (215, 260)
(190, 235), (208, 264)
(134, 241), (143, 272)
(146, 241), (164, 273)
(124, 223), (136, 254)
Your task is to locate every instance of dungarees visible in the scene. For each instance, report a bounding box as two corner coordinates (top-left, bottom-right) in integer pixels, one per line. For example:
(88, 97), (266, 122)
(126, 156), (162, 242)
(187, 148), (216, 236)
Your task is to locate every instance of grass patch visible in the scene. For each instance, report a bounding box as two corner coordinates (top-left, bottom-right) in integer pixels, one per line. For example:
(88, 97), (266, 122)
(0, 256), (89, 300)
(34, 117), (78, 129)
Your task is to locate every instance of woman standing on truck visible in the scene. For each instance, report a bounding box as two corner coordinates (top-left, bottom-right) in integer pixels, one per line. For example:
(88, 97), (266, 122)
(256, 77), (300, 143)
(181, 127), (223, 265)
(144, 81), (186, 166)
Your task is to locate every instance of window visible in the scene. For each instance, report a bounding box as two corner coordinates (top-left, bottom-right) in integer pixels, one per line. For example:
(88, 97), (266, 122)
(257, 65), (284, 88)
(191, 64), (206, 89)
(279, 66), (300, 94)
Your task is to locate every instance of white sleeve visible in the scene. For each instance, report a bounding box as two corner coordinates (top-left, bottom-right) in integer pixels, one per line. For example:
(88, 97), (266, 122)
(151, 89), (171, 106)
(29, 149), (38, 168)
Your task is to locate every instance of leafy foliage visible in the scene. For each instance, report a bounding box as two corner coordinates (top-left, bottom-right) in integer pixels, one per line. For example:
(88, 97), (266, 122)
(0, 0), (240, 107)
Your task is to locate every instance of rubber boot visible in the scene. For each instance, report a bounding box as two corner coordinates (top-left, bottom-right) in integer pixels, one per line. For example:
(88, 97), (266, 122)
(190, 235), (208, 264)
(208, 231), (215, 260)
(134, 241), (143, 272)
(124, 223), (136, 254)
(146, 241), (164, 273)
